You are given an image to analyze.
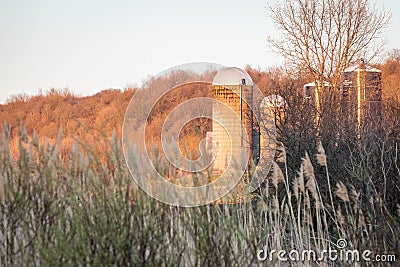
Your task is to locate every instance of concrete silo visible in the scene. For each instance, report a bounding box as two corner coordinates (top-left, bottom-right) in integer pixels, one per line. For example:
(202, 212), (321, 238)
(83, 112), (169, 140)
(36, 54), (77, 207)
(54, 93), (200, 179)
(260, 94), (286, 138)
(303, 81), (331, 116)
(304, 81), (331, 102)
(341, 59), (382, 135)
(212, 67), (256, 171)
(303, 81), (331, 133)
(261, 94), (287, 126)
(259, 94), (286, 164)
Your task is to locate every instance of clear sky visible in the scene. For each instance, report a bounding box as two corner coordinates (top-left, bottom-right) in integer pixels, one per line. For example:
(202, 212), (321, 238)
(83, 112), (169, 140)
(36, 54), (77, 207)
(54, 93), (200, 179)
(0, 0), (399, 104)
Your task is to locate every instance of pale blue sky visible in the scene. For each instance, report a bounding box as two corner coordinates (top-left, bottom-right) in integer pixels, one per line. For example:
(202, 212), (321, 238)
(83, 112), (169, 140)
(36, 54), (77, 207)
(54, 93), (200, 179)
(0, 0), (398, 103)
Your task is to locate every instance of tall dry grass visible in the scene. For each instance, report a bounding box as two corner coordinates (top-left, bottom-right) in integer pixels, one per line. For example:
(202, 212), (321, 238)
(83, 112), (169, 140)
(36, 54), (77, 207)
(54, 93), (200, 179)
(0, 125), (398, 266)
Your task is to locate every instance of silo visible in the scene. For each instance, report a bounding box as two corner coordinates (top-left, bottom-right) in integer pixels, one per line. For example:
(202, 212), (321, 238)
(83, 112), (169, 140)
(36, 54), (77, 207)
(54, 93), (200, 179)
(261, 94), (286, 125)
(303, 81), (331, 134)
(341, 59), (382, 135)
(259, 95), (286, 163)
(212, 67), (255, 171)
(304, 81), (331, 101)
(260, 94), (286, 139)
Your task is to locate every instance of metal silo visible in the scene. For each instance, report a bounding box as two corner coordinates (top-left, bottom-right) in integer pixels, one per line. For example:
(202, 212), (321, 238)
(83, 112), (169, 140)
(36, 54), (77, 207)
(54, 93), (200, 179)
(341, 59), (382, 136)
(212, 67), (255, 171)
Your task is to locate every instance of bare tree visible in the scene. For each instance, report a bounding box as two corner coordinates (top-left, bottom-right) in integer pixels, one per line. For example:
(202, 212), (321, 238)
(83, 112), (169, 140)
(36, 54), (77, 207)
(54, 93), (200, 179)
(267, 0), (391, 88)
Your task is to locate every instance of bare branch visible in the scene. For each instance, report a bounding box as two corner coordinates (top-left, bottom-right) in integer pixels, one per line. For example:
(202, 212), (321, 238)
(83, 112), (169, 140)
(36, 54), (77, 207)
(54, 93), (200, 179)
(267, 0), (391, 88)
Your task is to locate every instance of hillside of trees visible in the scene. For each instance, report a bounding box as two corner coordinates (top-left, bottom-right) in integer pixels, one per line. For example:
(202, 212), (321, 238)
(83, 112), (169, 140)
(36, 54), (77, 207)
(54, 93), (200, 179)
(1, 51), (399, 159)
(0, 88), (135, 160)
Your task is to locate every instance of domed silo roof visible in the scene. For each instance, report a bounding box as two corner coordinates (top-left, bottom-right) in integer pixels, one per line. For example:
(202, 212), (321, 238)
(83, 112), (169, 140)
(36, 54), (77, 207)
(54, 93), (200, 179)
(260, 94), (287, 109)
(212, 67), (254, 86)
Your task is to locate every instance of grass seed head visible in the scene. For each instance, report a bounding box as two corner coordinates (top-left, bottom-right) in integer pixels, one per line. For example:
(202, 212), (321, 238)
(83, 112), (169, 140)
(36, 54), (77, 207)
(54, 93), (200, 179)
(276, 142), (286, 163)
(316, 141), (327, 167)
(272, 161), (285, 189)
(303, 152), (315, 179)
(336, 181), (350, 202)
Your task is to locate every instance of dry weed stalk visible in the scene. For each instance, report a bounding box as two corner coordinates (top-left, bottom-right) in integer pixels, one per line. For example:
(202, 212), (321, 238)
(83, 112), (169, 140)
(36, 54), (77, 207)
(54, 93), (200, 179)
(336, 181), (350, 203)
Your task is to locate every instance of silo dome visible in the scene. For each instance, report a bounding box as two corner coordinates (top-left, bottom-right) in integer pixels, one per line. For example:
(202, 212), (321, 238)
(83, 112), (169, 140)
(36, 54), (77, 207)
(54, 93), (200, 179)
(212, 67), (254, 86)
(261, 94), (287, 109)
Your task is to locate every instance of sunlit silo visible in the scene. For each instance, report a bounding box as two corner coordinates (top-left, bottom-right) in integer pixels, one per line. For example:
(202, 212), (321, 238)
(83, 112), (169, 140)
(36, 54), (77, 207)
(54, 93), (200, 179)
(259, 94), (286, 163)
(260, 94), (286, 138)
(212, 67), (255, 171)
(303, 81), (331, 109)
(303, 81), (331, 133)
(341, 59), (382, 135)
(261, 94), (287, 125)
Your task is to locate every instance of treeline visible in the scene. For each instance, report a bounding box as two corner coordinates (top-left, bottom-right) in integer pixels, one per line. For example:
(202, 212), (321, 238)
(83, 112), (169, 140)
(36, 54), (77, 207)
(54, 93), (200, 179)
(1, 52), (399, 162)
(0, 69), (216, 160)
(2, 88), (135, 137)
(0, 88), (135, 160)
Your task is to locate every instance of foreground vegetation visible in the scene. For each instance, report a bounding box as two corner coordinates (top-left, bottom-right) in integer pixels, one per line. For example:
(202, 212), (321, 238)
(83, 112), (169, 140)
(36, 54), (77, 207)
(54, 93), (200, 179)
(0, 125), (398, 266)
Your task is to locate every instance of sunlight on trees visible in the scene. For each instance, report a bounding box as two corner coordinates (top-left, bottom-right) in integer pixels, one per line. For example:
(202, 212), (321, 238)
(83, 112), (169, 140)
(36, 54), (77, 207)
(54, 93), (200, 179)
(267, 0), (391, 87)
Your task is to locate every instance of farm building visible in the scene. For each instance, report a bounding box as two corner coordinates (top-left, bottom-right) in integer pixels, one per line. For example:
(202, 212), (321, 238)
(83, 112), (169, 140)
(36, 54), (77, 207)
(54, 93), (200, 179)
(211, 67), (259, 171)
(341, 59), (382, 135)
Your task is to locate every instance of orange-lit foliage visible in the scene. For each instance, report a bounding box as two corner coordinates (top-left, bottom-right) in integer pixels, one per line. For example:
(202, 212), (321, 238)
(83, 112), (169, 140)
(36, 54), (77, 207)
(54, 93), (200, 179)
(145, 82), (213, 153)
(379, 50), (400, 139)
(0, 79), (215, 161)
(380, 50), (400, 101)
(178, 117), (212, 159)
(1, 56), (399, 161)
(0, 88), (136, 161)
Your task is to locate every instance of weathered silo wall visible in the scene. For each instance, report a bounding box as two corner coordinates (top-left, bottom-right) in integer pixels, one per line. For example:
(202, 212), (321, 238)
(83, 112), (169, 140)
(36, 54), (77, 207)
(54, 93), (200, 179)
(303, 81), (331, 135)
(261, 94), (286, 126)
(212, 67), (254, 171)
(259, 94), (285, 166)
(341, 60), (382, 135)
